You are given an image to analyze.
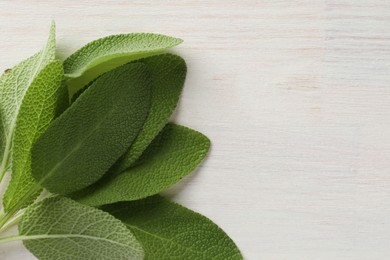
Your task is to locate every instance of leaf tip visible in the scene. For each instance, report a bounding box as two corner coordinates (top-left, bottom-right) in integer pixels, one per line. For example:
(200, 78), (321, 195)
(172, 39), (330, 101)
(49, 20), (56, 37)
(175, 37), (184, 45)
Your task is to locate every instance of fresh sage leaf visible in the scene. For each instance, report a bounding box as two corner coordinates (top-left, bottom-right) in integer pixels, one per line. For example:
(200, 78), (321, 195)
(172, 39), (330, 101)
(31, 63), (151, 195)
(72, 123), (210, 207)
(70, 54), (186, 172)
(103, 195), (242, 260)
(63, 33), (182, 97)
(0, 22), (56, 171)
(19, 197), (144, 260)
(2, 61), (67, 213)
(113, 54), (187, 173)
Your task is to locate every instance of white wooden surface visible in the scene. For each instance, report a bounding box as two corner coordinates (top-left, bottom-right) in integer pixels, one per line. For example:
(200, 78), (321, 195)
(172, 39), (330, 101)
(1, 1), (390, 259)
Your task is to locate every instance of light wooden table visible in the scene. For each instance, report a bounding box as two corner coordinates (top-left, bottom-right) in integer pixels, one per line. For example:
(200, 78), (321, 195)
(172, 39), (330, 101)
(1, 1), (390, 259)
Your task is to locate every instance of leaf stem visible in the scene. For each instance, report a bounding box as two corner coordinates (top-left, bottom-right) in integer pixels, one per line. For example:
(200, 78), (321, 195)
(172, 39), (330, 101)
(0, 163), (7, 184)
(0, 235), (24, 244)
(0, 208), (17, 231)
(0, 233), (132, 245)
(0, 139), (11, 183)
(0, 187), (49, 235)
(0, 234), (48, 245)
(0, 211), (24, 233)
(0, 187), (39, 230)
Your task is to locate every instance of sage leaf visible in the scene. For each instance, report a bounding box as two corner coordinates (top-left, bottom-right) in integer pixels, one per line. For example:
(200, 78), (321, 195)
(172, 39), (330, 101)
(2, 61), (67, 213)
(19, 197), (144, 260)
(0, 22), (56, 170)
(63, 33), (182, 97)
(73, 123), (210, 207)
(70, 54), (186, 172)
(114, 54), (186, 173)
(32, 63), (151, 195)
(103, 195), (242, 259)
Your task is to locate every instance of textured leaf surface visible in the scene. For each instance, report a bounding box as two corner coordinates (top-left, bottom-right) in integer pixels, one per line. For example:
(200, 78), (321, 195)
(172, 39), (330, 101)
(103, 195), (242, 260)
(3, 61), (67, 212)
(63, 33), (182, 97)
(19, 197), (144, 260)
(32, 63), (151, 195)
(0, 22), (55, 162)
(114, 54), (186, 173)
(73, 124), (210, 206)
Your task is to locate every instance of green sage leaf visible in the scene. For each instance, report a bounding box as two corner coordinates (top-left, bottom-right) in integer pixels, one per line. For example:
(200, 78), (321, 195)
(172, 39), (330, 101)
(2, 61), (67, 212)
(103, 195), (242, 259)
(73, 123), (210, 207)
(0, 22), (56, 167)
(32, 63), (151, 195)
(64, 33), (182, 97)
(113, 54), (187, 173)
(20, 197), (144, 260)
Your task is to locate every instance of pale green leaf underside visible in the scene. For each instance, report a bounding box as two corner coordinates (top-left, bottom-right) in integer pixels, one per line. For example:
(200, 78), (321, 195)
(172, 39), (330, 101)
(32, 63), (151, 195)
(103, 195), (242, 260)
(63, 33), (182, 97)
(2, 61), (67, 212)
(19, 197), (144, 260)
(73, 123), (210, 207)
(0, 22), (56, 165)
(113, 54), (187, 173)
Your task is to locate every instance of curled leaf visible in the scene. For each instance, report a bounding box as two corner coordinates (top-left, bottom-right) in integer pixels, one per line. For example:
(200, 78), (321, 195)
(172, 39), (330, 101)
(64, 33), (182, 97)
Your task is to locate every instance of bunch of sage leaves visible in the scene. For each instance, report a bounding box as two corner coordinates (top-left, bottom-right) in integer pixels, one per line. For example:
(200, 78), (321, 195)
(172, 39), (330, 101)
(0, 23), (242, 259)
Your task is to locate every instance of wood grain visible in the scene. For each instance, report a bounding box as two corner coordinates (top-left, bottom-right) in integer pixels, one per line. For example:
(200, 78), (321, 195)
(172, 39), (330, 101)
(0, 0), (390, 259)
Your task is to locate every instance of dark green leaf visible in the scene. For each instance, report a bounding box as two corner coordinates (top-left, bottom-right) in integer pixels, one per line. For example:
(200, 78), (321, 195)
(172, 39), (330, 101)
(72, 123), (210, 206)
(32, 63), (151, 194)
(113, 54), (187, 173)
(103, 195), (242, 260)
